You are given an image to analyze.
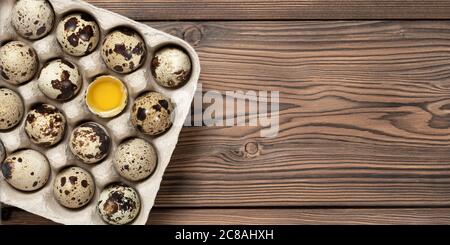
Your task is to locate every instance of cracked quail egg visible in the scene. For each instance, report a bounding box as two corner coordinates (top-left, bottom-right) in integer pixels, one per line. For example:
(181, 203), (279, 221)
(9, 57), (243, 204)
(101, 28), (146, 74)
(11, 0), (55, 40)
(0, 41), (38, 85)
(56, 13), (100, 56)
(1, 149), (50, 191)
(53, 166), (95, 209)
(151, 46), (192, 88)
(0, 88), (24, 130)
(25, 104), (66, 147)
(114, 138), (157, 181)
(86, 75), (128, 118)
(97, 183), (141, 225)
(0, 140), (5, 163)
(130, 92), (174, 135)
(38, 59), (82, 101)
(69, 122), (110, 164)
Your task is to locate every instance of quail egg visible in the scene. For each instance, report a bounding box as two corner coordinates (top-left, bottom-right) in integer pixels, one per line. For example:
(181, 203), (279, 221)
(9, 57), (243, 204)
(0, 41), (38, 85)
(25, 104), (66, 147)
(151, 46), (192, 88)
(53, 166), (95, 209)
(86, 75), (128, 118)
(56, 13), (100, 56)
(0, 140), (5, 163)
(130, 92), (174, 135)
(11, 0), (55, 40)
(38, 59), (82, 101)
(114, 138), (157, 181)
(0, 88), (24, 130)
(69, 122), (110, 164)
(101, 28), (146, 74)
(1, 149), (50, 191)
(97, 183), (141, 225)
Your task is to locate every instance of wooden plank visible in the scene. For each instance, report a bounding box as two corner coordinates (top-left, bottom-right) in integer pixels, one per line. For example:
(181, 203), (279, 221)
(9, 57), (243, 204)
(3, 207), (450, 225)
(146, 21), (450, 207)
(85, 0), (450, 20)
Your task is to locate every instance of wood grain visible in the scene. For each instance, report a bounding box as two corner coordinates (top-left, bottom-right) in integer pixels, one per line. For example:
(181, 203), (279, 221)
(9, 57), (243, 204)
(85, 0), (450, 20)
(3, 207), (450, 225)
(146, 21), (450, 207)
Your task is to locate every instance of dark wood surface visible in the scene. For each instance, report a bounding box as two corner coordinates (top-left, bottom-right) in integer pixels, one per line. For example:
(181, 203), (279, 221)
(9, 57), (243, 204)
(87, 0), (450, 20)
(3, 1), (450, 225)
(5, 207), (450, 225)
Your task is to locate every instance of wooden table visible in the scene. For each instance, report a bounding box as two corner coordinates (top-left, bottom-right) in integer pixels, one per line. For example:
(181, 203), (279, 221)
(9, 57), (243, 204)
(3, 0), (450, 225)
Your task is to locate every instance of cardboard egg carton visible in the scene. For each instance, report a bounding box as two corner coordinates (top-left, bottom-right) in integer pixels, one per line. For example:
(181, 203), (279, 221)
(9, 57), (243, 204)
(0, 0), (200, 225)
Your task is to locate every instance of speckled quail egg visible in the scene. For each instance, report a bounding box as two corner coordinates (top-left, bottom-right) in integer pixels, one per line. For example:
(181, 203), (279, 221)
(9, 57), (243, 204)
(11, 0), (55, 40)
(38, 59), (82, 101)
(0, 88), (24, 130)
(25, 104), (66, 147)
(53, 166), (95, 209)
(0, 140), (5, 163)
(0, 41), (38, 85)
(130, 92), (174, 135)
(151, 46), (192, 88)
(114, 138), (157, 181)
(56, 13), (100, 56)
(97, 183), (141, 225)
(1, 149), (50, 191)
(69, 122), (110, 164)
(101, 28), (146, 74)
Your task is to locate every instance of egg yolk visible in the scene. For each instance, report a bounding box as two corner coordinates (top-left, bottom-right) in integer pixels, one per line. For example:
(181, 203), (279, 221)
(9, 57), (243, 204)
(87, 76), (125, 112)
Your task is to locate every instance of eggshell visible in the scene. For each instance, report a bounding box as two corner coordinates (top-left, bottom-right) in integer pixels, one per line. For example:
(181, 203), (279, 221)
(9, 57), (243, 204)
(38, 59), (82, 101)
(101, 28), (146, 74)
(130, 92), (174, 135)
(114, 138), (157, 181)
(0, 88), (24, 130)
(0, 41), (38, 85)
(0, 140), (6, 163)
(1, 149), (50, 191)
(69, 122), (110, 164)
(53, 166), (95, 209)
(97, 183), (140, 225)
(151, 47), (192, 88)
(25, 104), (66, 146)
(11, 0), (54, 40)
(56, 13), (100, 56)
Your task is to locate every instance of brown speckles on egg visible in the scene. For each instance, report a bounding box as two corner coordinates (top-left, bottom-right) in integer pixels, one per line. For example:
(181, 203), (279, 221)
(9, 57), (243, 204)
(130, 92), (174, 135)
(81, 180), (88, 188)
(0, 88), (24, 130)
(24, 104), (66, 146)
(36, 25), (47, 36)
(69, 176), (78, 185)
(1, 160), (13, 179)
(69, 122), (110, 164)
(101, 28), (146, 74)
(53, 167), (95, 209)
(1, 149), (50, 192)
(67, 33), (79, 47)
(38, 59), (82, 101)
(57, 13), (100, 56)
(0, 41), (38, 85)
(136, 107), (147, 121)
(113, 65), (124, 72)
(113, 43), (132, 60)
(12, 0), (55, 40)
(64, 17), (78, 31)
(97, 184), (141, 225)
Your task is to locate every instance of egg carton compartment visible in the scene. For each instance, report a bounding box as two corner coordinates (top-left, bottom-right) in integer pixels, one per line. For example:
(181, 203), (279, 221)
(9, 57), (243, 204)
(0, 0), (200, 225)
